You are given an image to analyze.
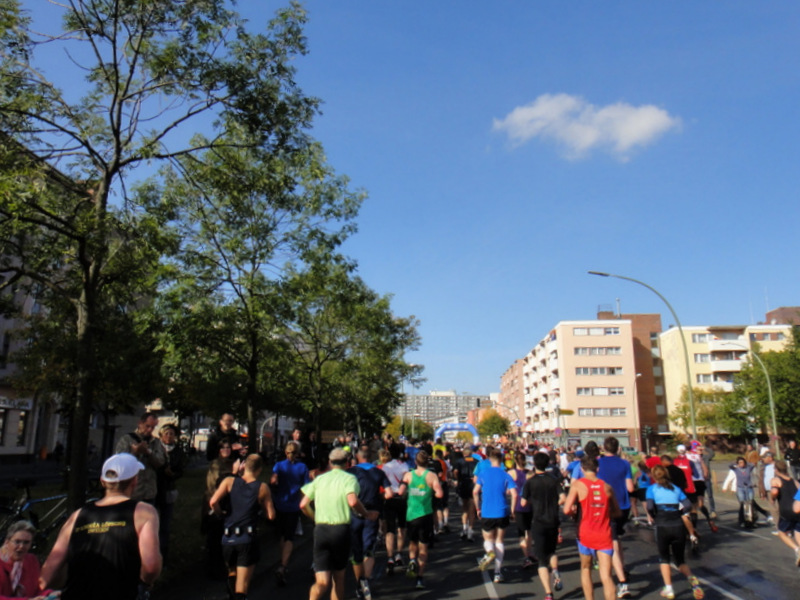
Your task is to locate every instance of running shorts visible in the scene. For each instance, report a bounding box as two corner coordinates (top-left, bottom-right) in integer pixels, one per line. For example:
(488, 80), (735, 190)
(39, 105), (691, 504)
(223, 541), (260, 568)
(407, 514), (434, 544)
(313, 524), (351, 572)
(530, 523), (558, 564)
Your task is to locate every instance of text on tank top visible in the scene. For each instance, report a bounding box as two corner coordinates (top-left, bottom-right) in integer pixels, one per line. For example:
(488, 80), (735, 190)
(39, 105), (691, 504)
(577, 478), (613, 550)
(63, 499), (140, 600)
(406, 469), (433, 521)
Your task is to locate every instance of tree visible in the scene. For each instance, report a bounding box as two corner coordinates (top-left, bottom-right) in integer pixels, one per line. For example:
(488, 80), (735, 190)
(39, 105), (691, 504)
(477, 409), (510, 439)
(279, 261), (422, 437)
(0, 0), (325, 507)
(669, 386), (730, 434)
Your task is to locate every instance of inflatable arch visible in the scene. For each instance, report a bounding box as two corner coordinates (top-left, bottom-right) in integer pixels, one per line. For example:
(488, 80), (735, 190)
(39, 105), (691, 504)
(434, 423), (480, 445)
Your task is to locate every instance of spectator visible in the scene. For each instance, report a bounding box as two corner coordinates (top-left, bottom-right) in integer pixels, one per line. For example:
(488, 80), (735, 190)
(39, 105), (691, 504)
(0, 520), (53, 599)
(155, 423), (186, 561)
(203, 441), (238, 579)
(115, 412), (165, 504)
(206, 413), (245, 462)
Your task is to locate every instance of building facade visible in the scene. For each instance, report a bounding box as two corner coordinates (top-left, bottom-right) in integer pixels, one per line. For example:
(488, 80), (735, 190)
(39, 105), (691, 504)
(498, 359), (525, 428)
(398, 390), (489, 427)
(659, 323), (792, 432)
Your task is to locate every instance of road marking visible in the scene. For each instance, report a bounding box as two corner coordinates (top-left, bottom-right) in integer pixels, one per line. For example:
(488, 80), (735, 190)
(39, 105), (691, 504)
(670, 566), (748, 600)
(477, 558), (499, 599)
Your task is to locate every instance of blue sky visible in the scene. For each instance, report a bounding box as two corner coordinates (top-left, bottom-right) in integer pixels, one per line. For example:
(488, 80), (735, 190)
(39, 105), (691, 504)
(26, 2), (800, 396)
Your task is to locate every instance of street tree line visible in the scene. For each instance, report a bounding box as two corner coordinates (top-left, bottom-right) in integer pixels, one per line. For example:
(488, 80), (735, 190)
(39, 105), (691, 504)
(0, 0), (421, 509)
(670, 326), (800, 439)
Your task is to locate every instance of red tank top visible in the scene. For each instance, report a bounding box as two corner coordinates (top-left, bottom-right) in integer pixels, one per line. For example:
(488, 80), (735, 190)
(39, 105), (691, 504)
(672, 456), (695, 494)
(577, 477), (613, 551)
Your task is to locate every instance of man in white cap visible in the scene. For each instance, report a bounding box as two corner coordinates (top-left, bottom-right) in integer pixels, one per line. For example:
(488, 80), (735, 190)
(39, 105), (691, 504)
(41, 453), (162, 600)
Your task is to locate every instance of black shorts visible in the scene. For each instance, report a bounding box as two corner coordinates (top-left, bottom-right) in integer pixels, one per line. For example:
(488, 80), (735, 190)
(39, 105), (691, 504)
(407, 514), (434, 544)
(693, 481), (706, 496)
(223, 541), (260, 568)
(481, 516), (509, 531)
(530, 523), (559, 563)
(778, 516), (800, 534)
(655, 523), (686, 565)
(634, 488), (648, 503)
(384, 497), (407, 533)
(433, 481), (449, 509)
(612, 508), (630, 538)
(457, 480), (474, 499)
(515, 511), (533, 536)
(313, 524), (351, 572)
(686, 492), (699, 504)
(275, 510), (301, 542)
(350, 517), (380, 563)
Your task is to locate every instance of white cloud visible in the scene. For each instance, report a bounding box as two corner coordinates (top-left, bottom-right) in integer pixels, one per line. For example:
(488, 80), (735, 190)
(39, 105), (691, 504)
(492, 93), (681, 160)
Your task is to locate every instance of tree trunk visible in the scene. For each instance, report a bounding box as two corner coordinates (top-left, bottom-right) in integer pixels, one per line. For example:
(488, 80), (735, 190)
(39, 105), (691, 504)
(68, 300), (94, 510)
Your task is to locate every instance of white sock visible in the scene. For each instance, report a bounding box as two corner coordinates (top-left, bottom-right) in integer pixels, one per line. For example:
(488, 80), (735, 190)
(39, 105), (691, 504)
(494, 543), (505, 570)
(484, 540), (494, 555)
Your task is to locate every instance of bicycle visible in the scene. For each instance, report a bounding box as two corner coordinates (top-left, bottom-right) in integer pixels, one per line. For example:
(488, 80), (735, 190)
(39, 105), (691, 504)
(0, 477), (71, 559)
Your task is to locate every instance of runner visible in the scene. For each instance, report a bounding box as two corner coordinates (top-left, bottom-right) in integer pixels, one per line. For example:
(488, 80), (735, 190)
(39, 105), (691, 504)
(398, 450), (443, 590)
(210, 454), (276, 600)
(350, 447), (392, 600)
(509, 452), (535, 569)
(300, 448), (378, 600)
(596, 436), (633, 598)
(433, 449), (451, 534)
(769, 459), (800, 566)
(645, 464), (704, 599)
(564, 455), (621, 600)
(270, 441), (310, 586)
(473, 449), (517, 584)
(452, 449), (479, 542)
(381, 443), (409, 573)
(522, 451), (566, 600)
(686, 442), (718, 533)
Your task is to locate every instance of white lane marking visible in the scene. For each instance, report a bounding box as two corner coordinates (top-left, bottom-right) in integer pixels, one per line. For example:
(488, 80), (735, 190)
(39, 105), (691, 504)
(670, 565), (748, 600)
(477, 558), (499, 600)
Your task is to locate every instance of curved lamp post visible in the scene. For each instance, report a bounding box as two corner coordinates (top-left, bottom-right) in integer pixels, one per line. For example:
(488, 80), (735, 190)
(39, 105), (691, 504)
(588, 271), (698, 441)
(723, 341), (780, 459)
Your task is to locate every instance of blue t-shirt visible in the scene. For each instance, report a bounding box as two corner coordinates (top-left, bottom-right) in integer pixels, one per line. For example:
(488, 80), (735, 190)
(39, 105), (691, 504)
(350, 462), (391, 510)
(406, 446), (420, 470)
(476, 466), (515, 518)
(273, 459), (310, 512)
(794, 486), (800, 502)
(474, 458), (490, 479)
(597, 455), (633, 510)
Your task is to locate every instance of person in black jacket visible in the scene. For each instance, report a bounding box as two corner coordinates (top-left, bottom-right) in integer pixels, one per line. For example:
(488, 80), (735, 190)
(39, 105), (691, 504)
(207, 413), (245, 462)
(785, 439), (800, 482)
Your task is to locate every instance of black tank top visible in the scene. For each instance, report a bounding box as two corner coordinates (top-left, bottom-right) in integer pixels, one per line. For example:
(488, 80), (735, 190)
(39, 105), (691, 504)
(223, 478), (261, 544)
(63, 499), (140, 600)
(777, 476), (799, 521)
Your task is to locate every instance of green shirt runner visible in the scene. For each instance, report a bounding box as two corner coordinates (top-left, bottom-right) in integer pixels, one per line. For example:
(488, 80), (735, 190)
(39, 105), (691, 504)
(406, 469), (433, 521)
(301, 468), (360, 525)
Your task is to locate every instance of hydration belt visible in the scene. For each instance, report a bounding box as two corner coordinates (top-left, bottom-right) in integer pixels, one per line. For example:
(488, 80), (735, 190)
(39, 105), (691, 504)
(224, 525), (255, 537)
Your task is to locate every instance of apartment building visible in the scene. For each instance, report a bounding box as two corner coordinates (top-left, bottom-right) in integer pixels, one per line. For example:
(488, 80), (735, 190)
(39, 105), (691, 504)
(660, 323), (792, 431)
(398, 390), (489, 426)
(498, 359), (525, 428)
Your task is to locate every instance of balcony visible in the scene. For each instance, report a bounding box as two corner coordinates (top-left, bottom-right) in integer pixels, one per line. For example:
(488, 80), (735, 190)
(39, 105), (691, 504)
(709, 359), (743, 373)
(713, 381), (734, 392)
(708, 338), (746, 352)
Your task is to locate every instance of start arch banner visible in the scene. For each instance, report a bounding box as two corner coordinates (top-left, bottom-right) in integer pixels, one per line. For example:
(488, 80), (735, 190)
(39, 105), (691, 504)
(434, 423), (480, 445)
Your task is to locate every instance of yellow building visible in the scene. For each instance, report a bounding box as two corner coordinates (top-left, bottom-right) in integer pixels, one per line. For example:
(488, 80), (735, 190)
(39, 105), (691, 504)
(659, 324), (791, 432)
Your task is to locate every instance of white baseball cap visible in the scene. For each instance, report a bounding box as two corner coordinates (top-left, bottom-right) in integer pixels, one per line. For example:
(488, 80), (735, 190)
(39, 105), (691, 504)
(676, 444), (686, 453)
(101, 453), (145, 482)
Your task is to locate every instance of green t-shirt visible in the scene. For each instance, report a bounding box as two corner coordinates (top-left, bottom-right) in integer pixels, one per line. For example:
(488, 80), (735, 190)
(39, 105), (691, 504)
(301, 468), (360, 525)
(406, 469), (433, 521)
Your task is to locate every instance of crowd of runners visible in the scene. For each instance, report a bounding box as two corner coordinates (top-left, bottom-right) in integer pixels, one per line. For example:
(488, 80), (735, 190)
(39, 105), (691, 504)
(198, 423), (800, 600)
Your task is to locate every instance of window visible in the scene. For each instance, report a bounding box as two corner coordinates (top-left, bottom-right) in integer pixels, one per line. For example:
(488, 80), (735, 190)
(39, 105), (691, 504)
(577, 388), (592, 396)
(720, 332), (740, 340)
(574, 347), (589, 355)
(604, 327), (620, 335)
(574, 328), (588, 336)
(778, 332), (786, 341)
(609, 387), (625, 395)
(696, 374), (712, 384)
(16, 411), (27, 447)
(694, 353), (710, 363)
(576, 367), (590, 375)
(589, 327), (604, 335)
(578, 408), (592, 416)
(594, 408), (611, 416)
(692, 333), (710, 343)
(579, 408), (625, 417)
(607, 367), (623, 375)
(574, 347), (622, 356)
(607, 347), (622, 355)
(610, 408), (627, 416)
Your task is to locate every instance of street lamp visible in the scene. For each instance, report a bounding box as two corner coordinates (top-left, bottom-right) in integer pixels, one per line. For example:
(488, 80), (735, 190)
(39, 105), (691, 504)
(722, 341), (780, 459)
(588, 271), (698, 441)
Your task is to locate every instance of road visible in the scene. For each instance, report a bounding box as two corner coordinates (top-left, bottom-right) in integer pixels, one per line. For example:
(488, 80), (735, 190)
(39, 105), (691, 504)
(158, 486), (799, 600)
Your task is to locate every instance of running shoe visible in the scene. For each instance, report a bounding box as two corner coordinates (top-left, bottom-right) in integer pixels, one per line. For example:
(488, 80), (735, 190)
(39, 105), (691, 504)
(442, 524), (451, 533)
(360, 578), (372, 600)
(553, 569), (563, 592)
(478, 551), (496, 571)
(522, 556), (537, 569)
(709, 520), (719, 533)
(275, 566), (287, 587)
(616, 582), (631, 598)
(386, 558), (395, 575)
(355, 588), (365, 600)
(415, 577), (426, 590)
(493, 571), (504, 583)
(406, 559), (418, 579)
(394, 555), (404, 567)
(460, 532), (468, 541)
(544, 595), (554, 600)
(690, 576), (704, 599)
(659, 587), (675, 599)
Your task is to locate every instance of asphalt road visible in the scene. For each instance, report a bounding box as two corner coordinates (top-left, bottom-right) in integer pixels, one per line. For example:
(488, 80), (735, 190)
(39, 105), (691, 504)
(158, 483), (799, 600)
